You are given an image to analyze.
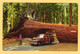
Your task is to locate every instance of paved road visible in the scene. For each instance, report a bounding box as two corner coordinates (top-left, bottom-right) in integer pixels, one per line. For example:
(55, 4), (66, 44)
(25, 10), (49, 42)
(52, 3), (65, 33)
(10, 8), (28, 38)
(3, 45), (52, 51)
(3, 41), (59, 51)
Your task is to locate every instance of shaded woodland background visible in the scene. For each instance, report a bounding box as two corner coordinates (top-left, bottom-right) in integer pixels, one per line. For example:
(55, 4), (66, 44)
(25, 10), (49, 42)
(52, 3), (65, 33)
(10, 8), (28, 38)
(3, 3), (78, 37)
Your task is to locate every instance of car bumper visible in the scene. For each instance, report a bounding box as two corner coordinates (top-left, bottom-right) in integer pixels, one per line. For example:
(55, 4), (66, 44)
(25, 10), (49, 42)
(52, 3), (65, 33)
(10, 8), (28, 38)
(29, 42), (37, 45)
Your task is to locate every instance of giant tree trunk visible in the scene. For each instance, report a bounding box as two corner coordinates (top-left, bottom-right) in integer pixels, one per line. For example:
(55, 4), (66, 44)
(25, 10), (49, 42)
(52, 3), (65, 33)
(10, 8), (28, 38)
(6, 19), (78, 43)
(69, 3), (72, 26)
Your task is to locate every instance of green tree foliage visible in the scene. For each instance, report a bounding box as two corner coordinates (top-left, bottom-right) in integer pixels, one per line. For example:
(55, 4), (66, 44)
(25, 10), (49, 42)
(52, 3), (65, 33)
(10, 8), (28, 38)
(3, 3), (78, 37)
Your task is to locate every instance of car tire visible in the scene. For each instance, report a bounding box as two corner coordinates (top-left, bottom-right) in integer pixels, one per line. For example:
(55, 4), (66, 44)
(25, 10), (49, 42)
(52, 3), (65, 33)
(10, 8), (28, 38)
(37, 42), (41, 46)
(50, 40), (53, 44)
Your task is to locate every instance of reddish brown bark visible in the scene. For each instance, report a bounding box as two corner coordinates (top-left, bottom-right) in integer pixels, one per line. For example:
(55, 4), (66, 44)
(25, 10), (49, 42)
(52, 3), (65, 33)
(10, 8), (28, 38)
(69, 3), (72, 26)
(6, 19), (78, 43)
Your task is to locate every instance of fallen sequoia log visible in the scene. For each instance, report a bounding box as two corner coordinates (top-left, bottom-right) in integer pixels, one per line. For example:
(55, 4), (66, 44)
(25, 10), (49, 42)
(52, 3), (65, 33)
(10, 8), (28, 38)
(4, 17), (78, 43)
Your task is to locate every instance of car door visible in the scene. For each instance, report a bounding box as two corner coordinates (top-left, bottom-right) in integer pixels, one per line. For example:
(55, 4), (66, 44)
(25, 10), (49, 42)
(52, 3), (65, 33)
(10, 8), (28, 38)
(46, 35), (50, 43)
(43, 35), (46, 43)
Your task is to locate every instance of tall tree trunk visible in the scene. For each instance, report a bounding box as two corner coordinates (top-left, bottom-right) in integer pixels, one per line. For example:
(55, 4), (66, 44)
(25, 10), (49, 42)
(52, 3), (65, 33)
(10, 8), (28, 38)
(7, 22), (10, 32)
(27, 3), (30, 17)
(69, 3), (72, 26)
(62, 10), (64, 24)
(11, 16), (13, 29)
(64, 6), (66, 24)
(7, 3), (11, 32)
(73, 7), (76, 25)
(41, 16), (43, 22)
(49, 7), (51, 23)
(11, 4), (14, 29)
(74, 12), (76, 24)
(55, 17), (57, 24)
(43, 13), (45, 22)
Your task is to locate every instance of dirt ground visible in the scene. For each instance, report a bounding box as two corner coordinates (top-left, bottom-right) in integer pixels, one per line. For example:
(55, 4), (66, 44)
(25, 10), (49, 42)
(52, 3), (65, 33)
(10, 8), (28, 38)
(39, 43), (78, 51)
(3, 38), (32, 48)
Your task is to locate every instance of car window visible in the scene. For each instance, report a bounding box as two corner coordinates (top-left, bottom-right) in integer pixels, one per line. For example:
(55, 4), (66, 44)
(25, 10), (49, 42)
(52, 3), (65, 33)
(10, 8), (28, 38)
(39, 34), (44, 38)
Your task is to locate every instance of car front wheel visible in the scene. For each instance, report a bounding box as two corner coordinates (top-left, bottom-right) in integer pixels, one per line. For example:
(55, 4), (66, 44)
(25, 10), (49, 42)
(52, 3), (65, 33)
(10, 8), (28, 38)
(37, 42), (41, 46)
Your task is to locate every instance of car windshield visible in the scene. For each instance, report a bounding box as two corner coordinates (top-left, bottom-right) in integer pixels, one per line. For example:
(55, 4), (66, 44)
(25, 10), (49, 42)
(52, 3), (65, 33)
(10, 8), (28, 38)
(38, 34), (44, 38)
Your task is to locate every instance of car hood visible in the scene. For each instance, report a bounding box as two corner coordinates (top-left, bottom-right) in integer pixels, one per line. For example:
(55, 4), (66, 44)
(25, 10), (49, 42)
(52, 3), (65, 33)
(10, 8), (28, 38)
(32, 37), (42, 40)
